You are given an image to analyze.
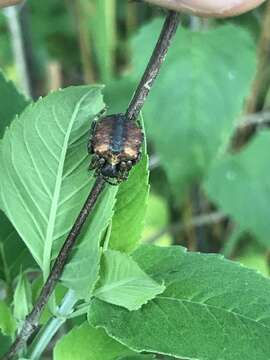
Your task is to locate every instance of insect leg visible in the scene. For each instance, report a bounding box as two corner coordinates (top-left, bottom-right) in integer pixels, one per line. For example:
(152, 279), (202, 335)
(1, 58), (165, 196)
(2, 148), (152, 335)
(87, 121), (97, 154)
(89, 154), (99, 170)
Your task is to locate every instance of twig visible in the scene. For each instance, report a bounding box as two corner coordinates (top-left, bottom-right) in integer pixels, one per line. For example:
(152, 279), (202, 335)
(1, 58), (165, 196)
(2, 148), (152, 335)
(2, 10), (181, 360)
(126, 11), (180, 121)
(2, 176), (106, 360)
(146, 212), (227, 244)
(73, 0), (96, 83)
(27, 290), (77, 359)
(4, 5), (31, 98)
(245, 1), (270, 113)
(237, 110), (270, 129)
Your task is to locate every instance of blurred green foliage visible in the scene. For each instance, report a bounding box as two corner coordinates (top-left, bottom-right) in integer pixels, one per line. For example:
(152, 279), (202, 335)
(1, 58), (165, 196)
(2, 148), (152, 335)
(1, 1), (270, 358)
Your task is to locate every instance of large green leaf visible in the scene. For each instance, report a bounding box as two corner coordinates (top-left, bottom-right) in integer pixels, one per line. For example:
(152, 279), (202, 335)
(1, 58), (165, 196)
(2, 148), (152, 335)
(54, 322), (134, 360)
(0, 86), (106, 280)
(89, 245), (270, 360)
(93, 250), (165, 311)
(109, 142), (149, 253)
(0, 71), (29, 139)
(205, 131), (270, 248)
(134, 20), (256, 194)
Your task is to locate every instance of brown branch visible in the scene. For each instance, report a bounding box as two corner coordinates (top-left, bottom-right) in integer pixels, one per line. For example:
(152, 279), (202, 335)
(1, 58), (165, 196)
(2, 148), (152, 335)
(2, 176), (106, 360)
(126, 11), (180, 121)
(2, 10), (180, 360)
(245, 1), (270, 114)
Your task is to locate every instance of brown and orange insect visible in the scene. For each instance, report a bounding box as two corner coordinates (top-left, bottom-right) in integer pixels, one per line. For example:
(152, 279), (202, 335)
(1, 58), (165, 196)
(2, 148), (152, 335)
(88, 113), (143, 184)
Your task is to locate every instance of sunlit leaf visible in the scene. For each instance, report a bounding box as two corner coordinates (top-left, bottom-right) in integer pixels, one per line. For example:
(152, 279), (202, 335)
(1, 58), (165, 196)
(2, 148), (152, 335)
(94, 250), (165, 310)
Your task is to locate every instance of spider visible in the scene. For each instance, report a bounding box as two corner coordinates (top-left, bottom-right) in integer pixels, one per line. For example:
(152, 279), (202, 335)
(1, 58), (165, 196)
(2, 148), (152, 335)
(88, 113), (143, 185)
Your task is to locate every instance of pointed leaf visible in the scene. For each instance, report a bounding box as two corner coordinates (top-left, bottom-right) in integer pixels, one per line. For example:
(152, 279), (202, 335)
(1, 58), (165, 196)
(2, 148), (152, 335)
(94, 250), (165, 310)
(13, 272), (32, 323)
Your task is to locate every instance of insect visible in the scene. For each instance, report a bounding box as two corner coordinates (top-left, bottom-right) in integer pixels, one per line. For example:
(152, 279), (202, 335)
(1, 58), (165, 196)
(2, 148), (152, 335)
(88, 113), (144, 185)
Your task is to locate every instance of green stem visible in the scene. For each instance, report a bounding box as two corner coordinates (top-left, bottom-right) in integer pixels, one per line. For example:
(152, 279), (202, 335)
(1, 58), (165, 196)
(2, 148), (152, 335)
(27, 290), (77, 359)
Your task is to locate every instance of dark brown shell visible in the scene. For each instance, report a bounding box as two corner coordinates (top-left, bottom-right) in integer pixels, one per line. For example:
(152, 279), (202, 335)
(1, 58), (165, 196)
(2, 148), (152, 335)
(91, 114), (143, 163)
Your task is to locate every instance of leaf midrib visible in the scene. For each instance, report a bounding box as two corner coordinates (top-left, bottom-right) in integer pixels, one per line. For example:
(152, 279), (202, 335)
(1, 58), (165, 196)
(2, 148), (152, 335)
(42, 91), (91, 279)
(94, 277), (160, 297)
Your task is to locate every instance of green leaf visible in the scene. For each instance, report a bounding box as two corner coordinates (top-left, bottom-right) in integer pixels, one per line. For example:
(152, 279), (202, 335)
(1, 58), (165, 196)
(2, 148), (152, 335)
(54, 322), (134, 360)
(0, 210), (35, 284)
(204, 131), (270, 248)
(0, 300), (16, 337)
(89, 245), (270, 360)
(13, 272), (32, 323)
(135, 20), (256, 194)
(0, 71), (29, 139)
(109, 137), (149, 253)
(93, 250), (165, 311)
(0, 86), (106, 280)
(61, 187), (117, 299)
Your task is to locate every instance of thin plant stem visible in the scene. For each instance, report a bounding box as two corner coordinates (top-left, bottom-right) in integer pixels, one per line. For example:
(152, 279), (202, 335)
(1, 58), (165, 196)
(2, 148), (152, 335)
(27, 290), (77, 360)
(4, 6), (31, 97)
(2, 10), (180, 360)
(126, 11), (180, 121)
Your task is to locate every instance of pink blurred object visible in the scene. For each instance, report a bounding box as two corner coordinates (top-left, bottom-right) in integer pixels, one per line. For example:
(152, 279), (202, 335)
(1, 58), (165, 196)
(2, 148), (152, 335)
(0, 0), (22, 8)
(144, 0), (266, 17)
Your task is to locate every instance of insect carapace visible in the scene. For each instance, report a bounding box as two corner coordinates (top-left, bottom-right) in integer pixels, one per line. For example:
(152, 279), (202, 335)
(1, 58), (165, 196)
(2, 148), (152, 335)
(88, 113), (143, 184)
